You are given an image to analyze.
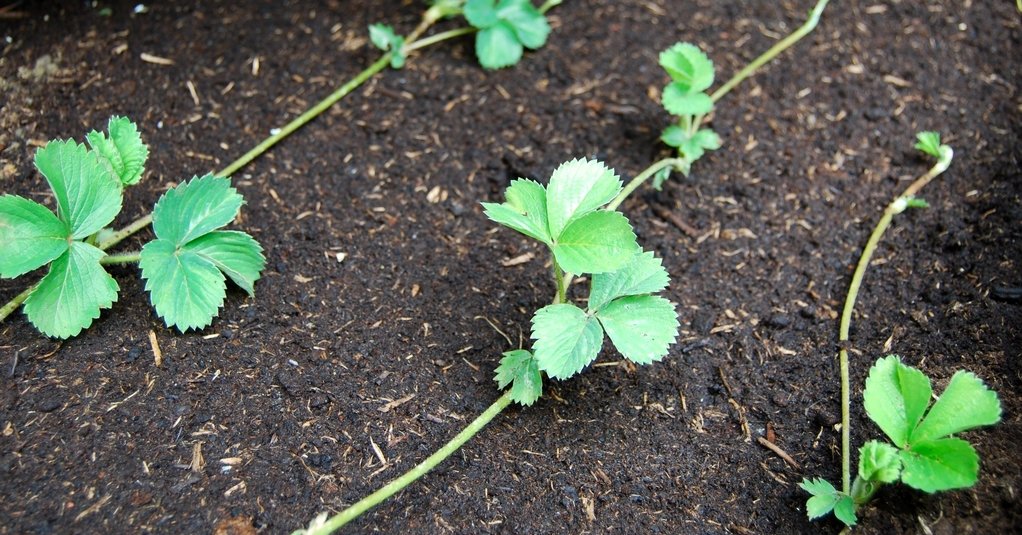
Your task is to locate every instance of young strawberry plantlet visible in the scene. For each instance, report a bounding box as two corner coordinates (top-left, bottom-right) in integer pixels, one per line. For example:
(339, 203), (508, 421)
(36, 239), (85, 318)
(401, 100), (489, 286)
(0, 117), (265, 338)
(801, 356), (1001, 527)
(800, 132), (1001, 528)
(0, 2), (565, 325)
(292, 158), (679, 534)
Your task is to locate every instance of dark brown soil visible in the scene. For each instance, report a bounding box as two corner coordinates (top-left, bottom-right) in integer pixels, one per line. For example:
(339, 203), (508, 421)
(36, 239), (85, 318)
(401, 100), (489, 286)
(1, 1), (1019, 533)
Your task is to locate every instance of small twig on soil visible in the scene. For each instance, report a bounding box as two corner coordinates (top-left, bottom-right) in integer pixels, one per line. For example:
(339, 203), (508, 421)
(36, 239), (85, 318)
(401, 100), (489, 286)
(7, 348), (18, 378)
(757, 436), (801, 469)
(650, 204), (700, 238)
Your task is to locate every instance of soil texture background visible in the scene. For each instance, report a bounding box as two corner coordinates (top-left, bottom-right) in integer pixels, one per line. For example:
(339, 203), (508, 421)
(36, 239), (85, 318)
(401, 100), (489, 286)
(1, 1), (1020, 533)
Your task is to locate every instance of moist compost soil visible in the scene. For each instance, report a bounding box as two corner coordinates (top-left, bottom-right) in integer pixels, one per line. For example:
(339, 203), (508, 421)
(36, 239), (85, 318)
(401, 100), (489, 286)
(1, 1), (1019, 533)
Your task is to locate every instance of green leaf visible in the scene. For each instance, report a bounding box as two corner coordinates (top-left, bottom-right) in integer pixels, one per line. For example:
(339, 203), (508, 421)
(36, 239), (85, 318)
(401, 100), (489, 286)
(914, 131), (942, 159)
(23, 241), (118, 338)
(183, 231), (265, 295)
(833, 495), (857, 527)
(368, 23), (406, 68)
(551, 211), (638, 274)
(596, 295), (678, 365)
(863, 355), (932, 448)
(151, 174), (243, 245)
(911, 370), (1002, 443)
(651, 166), (672, 191)
(531, 303), (603, 380)
(660, 125), (687, 149)
(859, 440), (902, 483)
(482, 178), (551, 244)
(588, 251), (669, 311)
(475, 22), (523, 69)
(0, 195), (69, 278)
(905, 197), (930, 209)
(659, 42), (714, 93)
(800, 478), (857, 527)
(497, 0), (550, 49)
(140, 238), (228, 332)
(494, 349), (543, 405)
(34, 139), (122, 240)
(545, 158), (621, 238)
(900, 438), (979, 493)
(662, 83), (714, 116)
(464, 0), (499, 28)
(690, 128), (722, 152)
(142, 175), (264, 331)
(85, 116), (149, 186)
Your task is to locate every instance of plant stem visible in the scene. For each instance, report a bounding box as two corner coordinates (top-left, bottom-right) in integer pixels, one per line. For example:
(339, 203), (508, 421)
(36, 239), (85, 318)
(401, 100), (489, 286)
(99, 252), (142, 265)
(404, 26), (476, 53)
(553, 261), (567, 304)
(836, 147), (953, 494)
(606, 157), (686, 212)
(0, 284), (35, 323)
(710, 0), (830, 103)
(98, 213), (154, 251)
(298, 391), (514, 535)
(539, 0), (563, 13)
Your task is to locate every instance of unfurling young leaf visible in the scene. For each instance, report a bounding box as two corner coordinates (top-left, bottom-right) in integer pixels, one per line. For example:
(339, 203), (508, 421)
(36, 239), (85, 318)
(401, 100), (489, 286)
(658, 42), (714, 93)
(494, 349), (543, 405)
(800, 478), (857, 527)
(86, 115), (149, 186)
(0, 139), (124, 338)
(859, 440), (902, 484)
(863, 355), (1002, 493)
(368, 23), (406, 69)
(913, 131), (942, 159)
(140, 175), (265, 332)
(464, 0), (550, 70)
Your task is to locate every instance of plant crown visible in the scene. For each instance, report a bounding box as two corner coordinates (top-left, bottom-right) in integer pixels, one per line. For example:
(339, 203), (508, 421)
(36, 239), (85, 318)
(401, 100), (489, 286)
(802, 355), (1001, 527)
(0, 117), (265, 338)
(484, 158), (680, 404)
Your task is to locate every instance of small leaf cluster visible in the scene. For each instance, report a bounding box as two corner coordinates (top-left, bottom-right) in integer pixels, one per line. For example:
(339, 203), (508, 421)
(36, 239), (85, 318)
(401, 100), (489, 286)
(369, 24), (406, 68)
(484, 159), (680, 404)
(657, 43), (722, 183)
(463, 0), (551, 70)
(0, 117), (265, 338)
(802, 355), (1001, 527)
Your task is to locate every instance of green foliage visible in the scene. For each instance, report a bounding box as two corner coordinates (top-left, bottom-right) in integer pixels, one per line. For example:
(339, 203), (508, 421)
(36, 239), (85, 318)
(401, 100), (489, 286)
(464, 0), (551, 69)
(800, 478), (856, 527)
(531, 250), (678, 379)
(914, 131), (942, 159)
(482, 158), (639, 275)
(368, 23), (406, 69)
(1, 117), (264, 338)
(657, 43), (722, 176)
(858, 440), (902, 484)
(140, 175), (265, 332)
(86, 115), (149, 185)
(494, 349), (543, 405)
(0, 139), (125, 337)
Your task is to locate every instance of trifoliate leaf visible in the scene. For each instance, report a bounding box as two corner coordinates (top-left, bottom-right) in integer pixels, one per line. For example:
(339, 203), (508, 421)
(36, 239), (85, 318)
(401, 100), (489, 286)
(863, 355), (932, 448)
(859, 440), (902, 484)
(183, 231), (265, 295)
(914, 131), (942, 159)
(475, 22), (523, 69)
(140, 239), (228, 332)
(662, 83), (714, 116)
(899, 438), (979, 493)
(85, 116), (149, 186)
(545, 158), (621, 238)
(151, 174), (243, 245)
(481, 178), (551, 244)
(23, 241), (118, 338)
(531, 303), (603, 380)
(659, 42), (714, 93)
(34, 139), (122, 240)
(551, 211), (638, 274)
(801, 478), (841, 519)
(0, 195), (68, 278)
(494, 349), (543, 405)
(911, 370), (1002, 443)
(588, 251), (670, 311)
(596, 295), (678, 365)
(467, 0), (549, 69)
(141, 175), (264, 331)
(368, 23), (406, 69)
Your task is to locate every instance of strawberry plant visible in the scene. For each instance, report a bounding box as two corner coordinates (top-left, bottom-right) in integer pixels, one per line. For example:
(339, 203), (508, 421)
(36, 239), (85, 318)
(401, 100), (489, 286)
(800, 132), (1001, 528)
(0, 117), (265, 338)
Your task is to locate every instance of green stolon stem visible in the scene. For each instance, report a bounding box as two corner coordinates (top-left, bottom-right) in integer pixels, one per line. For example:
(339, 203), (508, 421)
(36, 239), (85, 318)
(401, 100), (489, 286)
(836, 146), (953, 494)
(295, 390), (514, 535)
(606, 157), (686, 212)
(99, 252), (142, 265)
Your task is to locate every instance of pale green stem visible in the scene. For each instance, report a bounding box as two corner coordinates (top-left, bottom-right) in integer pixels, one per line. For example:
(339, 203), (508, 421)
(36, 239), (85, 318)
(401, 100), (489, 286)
(606, 157), (686, 212)
(539, 0), (563, 13)
(837, 147), (953, 494)
(553, 261), (567, 304)
(296, 391), (514, 535)
(99, 252), (142, 265)
(710, 0), (829, 103)
(98, 213), (154, 251)
(0, 284), (35, 323)
(404, 26), (476, 53)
